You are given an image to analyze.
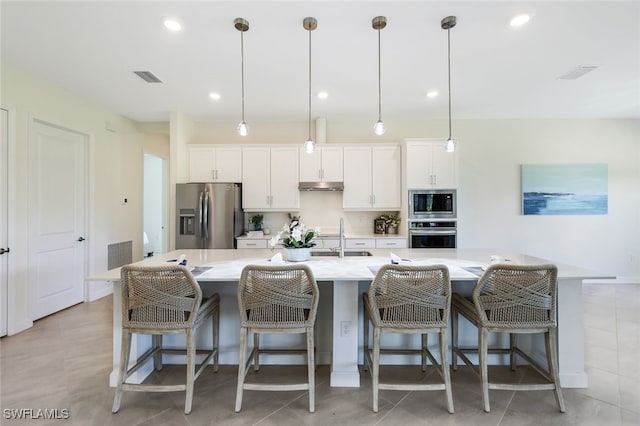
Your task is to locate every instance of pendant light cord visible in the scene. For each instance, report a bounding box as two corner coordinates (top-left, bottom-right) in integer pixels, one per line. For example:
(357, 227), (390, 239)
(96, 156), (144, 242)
(377, 26), (382, 122)
(308, 26), (312, 141)
(241, 30), (245, 122)
(447, 27), (452, 140)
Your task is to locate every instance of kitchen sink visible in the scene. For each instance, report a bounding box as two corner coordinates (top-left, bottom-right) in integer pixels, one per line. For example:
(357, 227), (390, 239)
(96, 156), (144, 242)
(311, 251), (373, 257)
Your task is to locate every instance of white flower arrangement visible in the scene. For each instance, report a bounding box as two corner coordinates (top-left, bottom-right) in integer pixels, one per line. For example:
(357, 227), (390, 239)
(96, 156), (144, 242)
(269, 217), (320, 249)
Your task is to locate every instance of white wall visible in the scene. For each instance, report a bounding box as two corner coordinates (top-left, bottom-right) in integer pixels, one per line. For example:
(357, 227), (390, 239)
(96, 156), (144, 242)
(184, 118), (640, 277)
(1, 62), (167, 333)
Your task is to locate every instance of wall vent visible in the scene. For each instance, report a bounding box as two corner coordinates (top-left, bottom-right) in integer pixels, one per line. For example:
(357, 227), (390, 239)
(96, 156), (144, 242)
(558, 66), (598, 80)
(108, 241), (133, 270)
(133, 71), (162, 83)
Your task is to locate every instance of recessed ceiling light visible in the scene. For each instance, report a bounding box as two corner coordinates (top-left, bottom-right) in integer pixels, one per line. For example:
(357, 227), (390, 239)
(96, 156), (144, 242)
(510, 14), (530, 27)
(317, 91), (329, 99)
(426, 91), (439, 98)
(209, 92), (221, 100)
(164, 19), (182, 32)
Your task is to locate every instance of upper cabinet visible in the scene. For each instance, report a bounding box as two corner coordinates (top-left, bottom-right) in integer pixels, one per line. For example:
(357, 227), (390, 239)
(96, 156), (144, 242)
(405, 140), (457, 189)
(188, 145), (242, 183)
(242, 146), (299, 211)
(299, 145), (343, 182)
(343, 145), (401, 210)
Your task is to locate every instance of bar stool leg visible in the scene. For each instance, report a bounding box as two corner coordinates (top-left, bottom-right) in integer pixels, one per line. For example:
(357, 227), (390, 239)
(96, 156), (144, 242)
(440, 329), (454, 414)
(451, 308), (459, 371)
(421, 333), (428, 372)
(546, 328), (566, 412)
(479, 327), (490, 412)
(235, 327), (248, 412)
(372, 327), (381, 413)
(307, 327), (316, 413)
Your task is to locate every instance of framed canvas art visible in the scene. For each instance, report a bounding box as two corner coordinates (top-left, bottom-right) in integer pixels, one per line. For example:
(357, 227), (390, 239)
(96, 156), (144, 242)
(521, 163), (608, 215)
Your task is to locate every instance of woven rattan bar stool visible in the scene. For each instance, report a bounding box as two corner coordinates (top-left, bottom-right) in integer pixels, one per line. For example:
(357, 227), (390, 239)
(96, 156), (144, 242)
(235, 264), (319, 413)
(112, 265), (220, 415)
(451, 263), (565, 413)
(363, 264), (454, 413)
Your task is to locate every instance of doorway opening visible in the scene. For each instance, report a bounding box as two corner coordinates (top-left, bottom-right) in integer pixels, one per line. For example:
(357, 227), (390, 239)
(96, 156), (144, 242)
(143, 153), (167, 257)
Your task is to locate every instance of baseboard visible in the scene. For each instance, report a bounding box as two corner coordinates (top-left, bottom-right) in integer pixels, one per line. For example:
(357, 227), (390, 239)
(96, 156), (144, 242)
(8, 318), (33, 336)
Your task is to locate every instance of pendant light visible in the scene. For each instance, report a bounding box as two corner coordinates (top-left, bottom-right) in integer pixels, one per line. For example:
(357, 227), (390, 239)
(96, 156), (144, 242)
(235, 18), (249, 137)
(303, 17), (317, 154)
(441, 16), (456, 152)
(372, 16), (387, 136)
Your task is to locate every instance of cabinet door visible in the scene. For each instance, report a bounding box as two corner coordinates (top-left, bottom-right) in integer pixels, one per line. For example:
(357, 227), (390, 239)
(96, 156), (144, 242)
(431, 146), (457, 188)
(214, 147), (242, 182)
(242, 147), (270, 210)
(343, 147), (372, 209)
(188, 146), (215, 182)
(320, 146), (343, 182)
(405, 143), (433, 189)
(270, 147), (299, 209)
(299, 148), (322, 182)
(372, 145), (401, 209)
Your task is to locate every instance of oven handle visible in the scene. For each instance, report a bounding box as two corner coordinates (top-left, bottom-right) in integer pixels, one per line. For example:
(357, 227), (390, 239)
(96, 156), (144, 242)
(409, 230), (457, 236)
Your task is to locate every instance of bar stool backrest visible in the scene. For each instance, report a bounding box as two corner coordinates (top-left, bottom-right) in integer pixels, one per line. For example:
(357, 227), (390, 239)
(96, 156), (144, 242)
(120, 265), (203, 331)
(367, 264), (451, 328)
(472, 264), (558, 329)
(238, 264), (319, 328)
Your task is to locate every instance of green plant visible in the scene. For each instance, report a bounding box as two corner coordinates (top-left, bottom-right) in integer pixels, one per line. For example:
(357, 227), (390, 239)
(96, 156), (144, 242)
(250, 214), (263, 227)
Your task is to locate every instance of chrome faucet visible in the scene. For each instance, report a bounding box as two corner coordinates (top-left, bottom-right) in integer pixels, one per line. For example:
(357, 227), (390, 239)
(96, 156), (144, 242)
(339, 217), (344, 258)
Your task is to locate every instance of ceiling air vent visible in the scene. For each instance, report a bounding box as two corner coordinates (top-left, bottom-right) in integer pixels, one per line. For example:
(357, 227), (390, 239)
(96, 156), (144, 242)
(557, 66), (598, 80)
(133, 71), (162, 83)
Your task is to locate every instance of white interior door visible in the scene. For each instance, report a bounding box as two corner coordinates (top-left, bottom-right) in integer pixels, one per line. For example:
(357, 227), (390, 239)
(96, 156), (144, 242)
(0, 109), (8, 336)
(29, 119), (86, 320)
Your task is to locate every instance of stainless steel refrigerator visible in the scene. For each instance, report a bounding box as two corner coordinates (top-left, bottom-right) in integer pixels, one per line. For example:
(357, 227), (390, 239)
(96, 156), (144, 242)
(176, 183), (243, 249)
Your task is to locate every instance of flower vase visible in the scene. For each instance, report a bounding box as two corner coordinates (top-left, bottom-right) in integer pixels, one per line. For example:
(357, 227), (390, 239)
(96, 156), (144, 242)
(285, 248), (311, 262)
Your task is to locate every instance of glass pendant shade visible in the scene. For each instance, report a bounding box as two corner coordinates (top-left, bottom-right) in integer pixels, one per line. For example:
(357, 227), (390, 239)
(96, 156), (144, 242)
(373, 120), (386, 136)
(237, 121), (249, 137)
(304, 139), (315, 154)
(445, 138), (455, 153)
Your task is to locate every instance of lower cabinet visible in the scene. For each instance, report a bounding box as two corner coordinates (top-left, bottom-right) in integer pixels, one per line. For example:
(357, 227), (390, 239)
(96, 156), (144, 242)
(236, 239), (268, 249)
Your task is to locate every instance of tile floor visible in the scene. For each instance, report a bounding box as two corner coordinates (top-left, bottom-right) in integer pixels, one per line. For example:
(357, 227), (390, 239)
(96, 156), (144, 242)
(1, 283), (638, 425)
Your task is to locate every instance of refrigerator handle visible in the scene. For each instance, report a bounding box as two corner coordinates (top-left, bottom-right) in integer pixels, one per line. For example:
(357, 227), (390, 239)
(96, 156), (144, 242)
(202, 191), (210, 240)
(198, 191), (204, 240)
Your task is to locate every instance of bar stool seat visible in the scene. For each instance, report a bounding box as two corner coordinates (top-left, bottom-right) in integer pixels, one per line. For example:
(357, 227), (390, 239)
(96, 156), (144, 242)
(451, 263), (565, 413)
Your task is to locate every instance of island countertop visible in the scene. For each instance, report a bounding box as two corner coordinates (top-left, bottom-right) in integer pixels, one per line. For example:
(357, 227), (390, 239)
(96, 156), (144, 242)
(87, 247), (606, 283)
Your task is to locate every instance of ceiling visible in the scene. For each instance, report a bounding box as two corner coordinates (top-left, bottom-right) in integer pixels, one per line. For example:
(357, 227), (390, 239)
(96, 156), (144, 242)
(2, 1), (639, 123)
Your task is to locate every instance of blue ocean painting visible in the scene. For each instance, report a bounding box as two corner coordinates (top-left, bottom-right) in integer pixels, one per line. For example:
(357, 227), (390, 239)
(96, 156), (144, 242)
(521, 164), (608, 215)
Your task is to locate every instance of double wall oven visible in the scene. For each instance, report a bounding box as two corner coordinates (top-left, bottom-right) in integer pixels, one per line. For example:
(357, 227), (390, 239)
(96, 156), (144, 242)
(408, 189), (457, 248)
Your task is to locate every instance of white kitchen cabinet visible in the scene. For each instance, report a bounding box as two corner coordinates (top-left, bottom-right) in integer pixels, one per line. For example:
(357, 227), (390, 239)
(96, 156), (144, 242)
(236, 239), (268, 249)
(187, 145), (242, 183)
(299, 146), (343, 182)
(405, 140), (457, 189)
(375, 238), (407, 249)
(343, 145), (401, 210)
(345, 238), (376, 249)
(242, 146), (299, 211)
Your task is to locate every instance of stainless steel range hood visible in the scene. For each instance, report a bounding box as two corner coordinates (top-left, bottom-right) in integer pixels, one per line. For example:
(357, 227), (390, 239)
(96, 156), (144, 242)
(298, 181), (344, 191)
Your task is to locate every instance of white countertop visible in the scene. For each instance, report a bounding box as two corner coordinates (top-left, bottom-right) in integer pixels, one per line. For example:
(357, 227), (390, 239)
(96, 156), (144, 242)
(88, 248), (609, 283)
(236, 233), (405, 239)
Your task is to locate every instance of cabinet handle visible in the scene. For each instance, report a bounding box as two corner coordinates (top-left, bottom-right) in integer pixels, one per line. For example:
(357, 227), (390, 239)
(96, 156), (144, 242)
(318, 169), (322, 179)
(247, 243), (257, 246)
(321, 169), (324, 179)
(373, 195), (376, 205)
(215, 169), (219, 180)
(355, 242), (365, 246)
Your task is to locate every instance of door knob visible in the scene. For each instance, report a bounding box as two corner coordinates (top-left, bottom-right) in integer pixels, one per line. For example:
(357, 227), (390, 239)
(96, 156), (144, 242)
(77, 237), (85, 242)
(0, 247), (9, 255)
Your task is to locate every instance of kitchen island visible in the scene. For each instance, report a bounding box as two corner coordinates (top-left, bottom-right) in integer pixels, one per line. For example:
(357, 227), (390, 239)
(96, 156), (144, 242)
(88, 248), (607, 389)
